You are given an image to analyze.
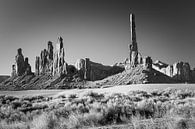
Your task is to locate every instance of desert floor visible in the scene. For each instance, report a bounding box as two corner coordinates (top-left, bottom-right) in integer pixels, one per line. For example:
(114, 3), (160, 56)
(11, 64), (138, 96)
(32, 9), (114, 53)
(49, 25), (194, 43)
(0, 83), (194, 97)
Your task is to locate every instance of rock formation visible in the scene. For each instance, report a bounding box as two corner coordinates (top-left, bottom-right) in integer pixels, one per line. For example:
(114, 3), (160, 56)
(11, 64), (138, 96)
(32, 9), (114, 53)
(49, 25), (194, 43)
(75, 59), (85, 71)
(165, 65), (173, 77)
(173, 62), (191, 82)
(53, 37), (67, 76)
(183, 62), (191, 82)
(14, 48), (32, 76)
(11, 65), (17, 77)
(35, 56), (40, 75)
(153, 61), (193, 83)
(35, 37), (67, 77)
(192, 69), (195, 82)
(75, 58), (124, 81)
(15, 48), (25, 76)
(24, 57), (32, 75)
(143, 56), (153, 69)
(35, 41), (54, 75)
(129, 13), (139, 67)
(84, 58), (91, 80)
(3, 13), (195, 91)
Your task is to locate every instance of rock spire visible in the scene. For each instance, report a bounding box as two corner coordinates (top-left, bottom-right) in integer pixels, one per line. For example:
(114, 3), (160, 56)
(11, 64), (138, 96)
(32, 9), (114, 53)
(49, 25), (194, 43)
(35, 37), (67, 76)
(14, 48), (32, 76)
(129, 13), (139, 67)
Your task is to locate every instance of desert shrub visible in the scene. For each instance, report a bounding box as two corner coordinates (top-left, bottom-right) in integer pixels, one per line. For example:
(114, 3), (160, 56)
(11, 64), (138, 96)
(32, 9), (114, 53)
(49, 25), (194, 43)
(0, 121), (29, 129)
(57, 94), (66, 99)
(129, 91), (152, 99)
(19, 103), (48, 113)
(11, 101), (22, 109)
(6, 111), (26, 123)
(175, 89), (195, 99)
(162, 88), (177, 98)
(170, 102), (195, 119)
(71, 98), (85, 105)
(21, 101), (32, 108)
(68, 114), (83, 129)
(31, 112), (58, 129)
(150, 90), (162, 96)
(22, 95), (44, 102)
(77, 103), (89, 114)
(157, 96), (170, 102)
(68, 94), (77, 99)
(136, 99), (155, 118)
(89, 102), (102, 113)
(84, 91), (104, 100)
(33, 103), (48, 109)
(0, 95), (5, 99)
(54, 107), (70, 118)
(80, 110), (104, 127)
(153, 101), (168, 118)
(4, 96), (19, 102)
(99, 104), (129, 125)
(173, 118), (189, 129)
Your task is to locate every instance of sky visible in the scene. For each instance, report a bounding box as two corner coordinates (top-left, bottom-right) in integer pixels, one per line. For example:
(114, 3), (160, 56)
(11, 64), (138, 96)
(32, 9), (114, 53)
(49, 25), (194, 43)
(0, 0), (195, 75)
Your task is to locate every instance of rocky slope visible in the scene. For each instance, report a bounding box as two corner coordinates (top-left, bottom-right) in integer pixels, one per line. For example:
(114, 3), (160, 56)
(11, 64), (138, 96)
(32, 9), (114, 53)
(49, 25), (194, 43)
(95, 64), (176, 86)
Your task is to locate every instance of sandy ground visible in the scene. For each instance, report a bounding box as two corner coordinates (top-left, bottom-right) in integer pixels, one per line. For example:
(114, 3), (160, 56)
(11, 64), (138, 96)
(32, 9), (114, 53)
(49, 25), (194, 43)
(0, 83), (194, 97)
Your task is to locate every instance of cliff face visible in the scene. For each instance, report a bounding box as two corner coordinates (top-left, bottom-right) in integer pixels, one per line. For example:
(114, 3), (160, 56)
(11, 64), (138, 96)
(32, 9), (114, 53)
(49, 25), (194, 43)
(75, 58), (124, 81)
(12, 48), (33, 77)
(153, 61), (195, 83)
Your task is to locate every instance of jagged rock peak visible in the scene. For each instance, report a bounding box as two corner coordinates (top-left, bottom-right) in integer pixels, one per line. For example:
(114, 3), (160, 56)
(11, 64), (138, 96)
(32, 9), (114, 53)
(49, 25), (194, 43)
(35, 37), (67, 77)
(15, 48), (25, 76)
(53, 36), (67, 76)
(14, 48), (32, 76)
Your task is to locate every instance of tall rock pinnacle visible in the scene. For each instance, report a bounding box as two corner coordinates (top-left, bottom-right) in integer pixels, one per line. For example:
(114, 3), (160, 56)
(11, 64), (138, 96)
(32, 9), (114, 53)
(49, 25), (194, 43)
(129, 13), (138, 67)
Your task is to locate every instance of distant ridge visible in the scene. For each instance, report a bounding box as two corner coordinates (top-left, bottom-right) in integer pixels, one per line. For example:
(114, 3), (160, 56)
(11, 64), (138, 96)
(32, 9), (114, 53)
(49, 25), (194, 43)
(0, 76), (10, 83)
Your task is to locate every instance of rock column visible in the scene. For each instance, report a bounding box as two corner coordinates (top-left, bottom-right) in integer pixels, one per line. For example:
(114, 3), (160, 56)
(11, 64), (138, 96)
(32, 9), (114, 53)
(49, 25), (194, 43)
(129, 13), (138, 67)
(40, 49), (48, 74)
(143, 56), (153, 70)
(24, 57), (32, 75)
(84, 58), (91, 80)
(15, 48), (25, 76)
(173, 62), (191, 82)
(183, 62), (191, 82)
(11, 64), (17, 77)
(47, 41), (54, 74)
(53, 37), (67, 76)
(35, 56), (40, 75)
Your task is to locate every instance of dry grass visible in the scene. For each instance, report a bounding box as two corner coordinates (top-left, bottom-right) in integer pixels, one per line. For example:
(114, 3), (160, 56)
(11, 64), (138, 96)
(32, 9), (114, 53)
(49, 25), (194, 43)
(0, 87), (195, 129)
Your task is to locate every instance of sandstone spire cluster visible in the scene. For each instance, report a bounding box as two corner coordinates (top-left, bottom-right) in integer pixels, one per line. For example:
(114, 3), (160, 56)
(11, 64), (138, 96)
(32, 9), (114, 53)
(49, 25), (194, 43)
(35, 37), (67, 76)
